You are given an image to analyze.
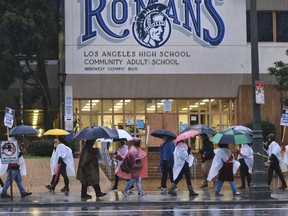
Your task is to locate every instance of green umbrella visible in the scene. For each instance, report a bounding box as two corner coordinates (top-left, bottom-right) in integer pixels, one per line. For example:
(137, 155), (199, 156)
(211, 128), (253, 144)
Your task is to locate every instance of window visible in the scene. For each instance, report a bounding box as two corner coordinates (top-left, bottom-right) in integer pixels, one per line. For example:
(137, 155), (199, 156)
(276, 11), (288, 42)
(247, 11), (273, 42)
(247, 10), (288, 42)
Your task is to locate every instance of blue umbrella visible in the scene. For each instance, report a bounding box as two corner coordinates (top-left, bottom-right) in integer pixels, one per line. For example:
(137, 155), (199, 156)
(181, 124), (216, 135)
(9, 125), (39, 135)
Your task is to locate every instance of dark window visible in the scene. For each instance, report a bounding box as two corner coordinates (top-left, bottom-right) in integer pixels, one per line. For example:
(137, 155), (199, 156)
(276, 11), (288, 42)
(246, 11), (273, 42)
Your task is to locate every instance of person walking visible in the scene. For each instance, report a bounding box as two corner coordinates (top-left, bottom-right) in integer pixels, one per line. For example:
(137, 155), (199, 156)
(111, 140), (134, 191)
(47, 136), (75, 192)
(207, 144), (241, 196)
(237, 143), (253, 189)
(199, 133), (215, 188)
(118, 137), (148, 196)
(168, 138), (199, 197)
(0, 137), (32, 199)
(266, 134), (287, 189)
(158, 135), (175, 191)
(76, 139), (107, 199)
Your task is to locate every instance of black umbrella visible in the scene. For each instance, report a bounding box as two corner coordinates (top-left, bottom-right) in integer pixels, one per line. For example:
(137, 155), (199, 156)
(151, 129), (177, 140)
(74, 126), (118, 140)
(9, 125), (39, 135)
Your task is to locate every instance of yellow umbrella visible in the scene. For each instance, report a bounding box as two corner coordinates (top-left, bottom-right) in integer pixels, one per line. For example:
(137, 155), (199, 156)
(43, 129), (69, 136)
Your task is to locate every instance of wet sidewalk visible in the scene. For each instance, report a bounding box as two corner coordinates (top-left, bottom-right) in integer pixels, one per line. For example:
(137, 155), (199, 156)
(0, 178), (288, 208)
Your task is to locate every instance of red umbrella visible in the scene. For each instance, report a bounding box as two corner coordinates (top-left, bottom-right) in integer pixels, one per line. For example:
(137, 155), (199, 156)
(175, 130), (199, 143)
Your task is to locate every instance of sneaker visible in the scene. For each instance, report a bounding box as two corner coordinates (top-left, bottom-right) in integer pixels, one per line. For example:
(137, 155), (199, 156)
(21, 192), (32, 198)
(138, 191), (147, 196)
(233, 192), (241, 196)
(122, 190), (129, 197)
(1, 193), (11, 199)
(215, 193), (223, 196)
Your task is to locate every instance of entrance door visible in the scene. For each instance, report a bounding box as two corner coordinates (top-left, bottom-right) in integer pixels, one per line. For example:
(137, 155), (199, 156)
(146, 113), (178, 147)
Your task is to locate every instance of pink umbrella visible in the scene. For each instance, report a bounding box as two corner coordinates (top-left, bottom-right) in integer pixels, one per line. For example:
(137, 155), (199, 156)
(175, 130), (199, 143)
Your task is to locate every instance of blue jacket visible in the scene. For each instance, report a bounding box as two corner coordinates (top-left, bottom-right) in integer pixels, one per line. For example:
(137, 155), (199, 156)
(160, 140), (175, 168)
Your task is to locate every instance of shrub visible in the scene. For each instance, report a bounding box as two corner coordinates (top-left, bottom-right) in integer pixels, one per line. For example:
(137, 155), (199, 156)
(27, 139), (78, 157)
(27, 139), (54, 157)
(246, 120), (276, 140)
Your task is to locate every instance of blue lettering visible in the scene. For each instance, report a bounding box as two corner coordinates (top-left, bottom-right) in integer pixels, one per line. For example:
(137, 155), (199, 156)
(182, 0), (201, 38)
(166, 0), (180, 25)
(203, 0), (225, 46)
(82, 0), (129, 43)
(81, 0), (226, 46)
(112, 0), (128, 24)
(134, 0), (159, 15)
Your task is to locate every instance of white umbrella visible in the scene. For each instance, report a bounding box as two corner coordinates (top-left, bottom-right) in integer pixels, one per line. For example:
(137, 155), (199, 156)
(113, 129), (133, 141)
(230, 125), (252, 136)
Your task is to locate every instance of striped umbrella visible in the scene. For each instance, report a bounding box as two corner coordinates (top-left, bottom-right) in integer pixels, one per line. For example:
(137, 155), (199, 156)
(211, 128), (253, 145)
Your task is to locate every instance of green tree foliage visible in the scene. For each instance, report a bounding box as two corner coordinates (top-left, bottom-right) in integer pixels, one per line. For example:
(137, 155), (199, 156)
(0, 0), (59, 129)
(268, 49), (288, 106)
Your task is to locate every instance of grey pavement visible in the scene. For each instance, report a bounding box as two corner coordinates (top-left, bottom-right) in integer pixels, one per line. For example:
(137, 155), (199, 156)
(0, 187), (288, 209)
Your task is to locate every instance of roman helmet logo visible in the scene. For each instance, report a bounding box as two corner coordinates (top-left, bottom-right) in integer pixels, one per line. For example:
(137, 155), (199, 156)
(132, 3), (171, 49)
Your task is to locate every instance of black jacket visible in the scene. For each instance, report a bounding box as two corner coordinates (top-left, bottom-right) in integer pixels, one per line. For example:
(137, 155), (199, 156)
(199, 139), (215, 162)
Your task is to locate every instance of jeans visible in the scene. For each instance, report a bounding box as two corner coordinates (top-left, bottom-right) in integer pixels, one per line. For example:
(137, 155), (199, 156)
(123, 177), (143, 193)
(2, 169), (26, 194)
(215, 180), (237, 194)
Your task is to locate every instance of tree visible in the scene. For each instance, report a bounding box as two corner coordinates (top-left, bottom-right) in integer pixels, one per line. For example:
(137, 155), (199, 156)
(0, 0), (60, 130)
(268, 49), (288, 108)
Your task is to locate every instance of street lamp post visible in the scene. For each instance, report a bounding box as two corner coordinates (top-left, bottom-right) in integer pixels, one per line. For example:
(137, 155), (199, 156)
(15, 53), (27, 125)
(58, 72), (66, 129)
(249, 0), (271, 199)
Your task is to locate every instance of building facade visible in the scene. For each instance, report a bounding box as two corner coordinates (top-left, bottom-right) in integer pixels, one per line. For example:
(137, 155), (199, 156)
(63, 0), (288, 148)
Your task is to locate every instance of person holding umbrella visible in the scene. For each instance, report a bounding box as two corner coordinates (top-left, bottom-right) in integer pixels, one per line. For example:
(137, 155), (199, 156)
(266, 134), (287, 190)
(46, 136), (75, 192)
(199, 133), (215, 189)
(0, 137), (32, 199)
(76, 139), (107, 199)
(111, 140), (134, 191)
(237, 143), (253, 189)
(168, 131), (199, 197)
(207, 143), (241, 196)
(158, 135), (175, 191)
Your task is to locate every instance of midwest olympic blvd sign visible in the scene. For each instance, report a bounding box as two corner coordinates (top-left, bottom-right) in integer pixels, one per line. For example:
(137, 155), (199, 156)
(1, 141), (19, 164)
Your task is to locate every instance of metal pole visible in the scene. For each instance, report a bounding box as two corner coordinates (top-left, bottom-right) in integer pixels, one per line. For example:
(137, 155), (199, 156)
(15, 53), (26, 125)
(249, 0), (271, 199)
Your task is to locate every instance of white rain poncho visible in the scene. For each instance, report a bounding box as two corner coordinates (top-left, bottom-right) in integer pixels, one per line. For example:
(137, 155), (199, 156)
(237, 144), (254, 174)
(51, 143), (75, 176)
(207, 148), (240, 181)
(173, 142), (195, 181)
(268, 141), (287, 173)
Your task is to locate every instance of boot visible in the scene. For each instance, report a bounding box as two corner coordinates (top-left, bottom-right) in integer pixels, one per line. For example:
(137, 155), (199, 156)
(93, 184), (107, 198)
(168, 183), (177, 196)
(188, 185), (199, 196)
